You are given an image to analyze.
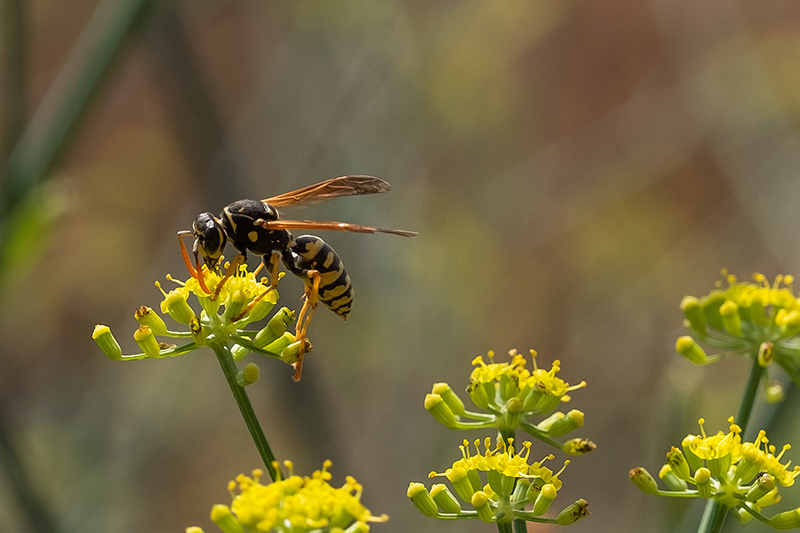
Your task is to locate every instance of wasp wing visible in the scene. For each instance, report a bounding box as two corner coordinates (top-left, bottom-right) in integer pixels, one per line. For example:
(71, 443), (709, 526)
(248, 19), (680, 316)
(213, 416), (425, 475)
(264, 176), (392, 207)
(257, 219), (418, 238)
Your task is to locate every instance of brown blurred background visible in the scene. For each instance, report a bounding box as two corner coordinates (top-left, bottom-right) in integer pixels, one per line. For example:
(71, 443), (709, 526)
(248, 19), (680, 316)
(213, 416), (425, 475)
(3, 1), (800, 531)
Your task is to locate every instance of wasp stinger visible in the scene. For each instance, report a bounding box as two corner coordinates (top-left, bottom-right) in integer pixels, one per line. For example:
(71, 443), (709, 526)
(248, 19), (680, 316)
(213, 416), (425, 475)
(177, 175), (417, 380)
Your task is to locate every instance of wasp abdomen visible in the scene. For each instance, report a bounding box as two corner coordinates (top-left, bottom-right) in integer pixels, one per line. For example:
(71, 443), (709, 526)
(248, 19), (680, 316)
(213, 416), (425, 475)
(287, 235), (353, 321)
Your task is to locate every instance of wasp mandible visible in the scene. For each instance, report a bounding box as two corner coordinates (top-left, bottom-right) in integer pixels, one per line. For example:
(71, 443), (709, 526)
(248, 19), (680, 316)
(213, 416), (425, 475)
(177, 175), (417, 380)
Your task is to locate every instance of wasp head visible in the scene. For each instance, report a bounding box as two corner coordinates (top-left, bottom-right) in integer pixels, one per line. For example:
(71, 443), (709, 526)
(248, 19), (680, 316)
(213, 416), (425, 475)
(192, 212), (227, 269)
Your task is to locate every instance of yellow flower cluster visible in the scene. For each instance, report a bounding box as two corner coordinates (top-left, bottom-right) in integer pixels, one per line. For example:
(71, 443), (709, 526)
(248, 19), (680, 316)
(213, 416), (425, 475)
(677, 271), (800, 380)
(631, 417), (800, 528)
(93, 262), (301, 369)
(200, 462), (387, 533)
(409, 437), (587, 525)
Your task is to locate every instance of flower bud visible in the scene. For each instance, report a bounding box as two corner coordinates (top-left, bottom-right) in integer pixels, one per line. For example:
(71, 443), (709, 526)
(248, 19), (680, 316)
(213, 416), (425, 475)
(562, 438), (596, 455)
(467, 381), (493, 410)
(430, 484), (461, 514)
(555, 499), (590, 525)
(209, 504), (245, 533)
(758, 341), (774, 367)
(747, 473), (776, 502)
(257, 308), (294, 345)
(680, 296), (707, 333)
(243, 288), (278, 324)
(658, 464), (687, 492)
(407, 483), (439, 517)
(159, 286), (195, 325)
(542, 410), (584, 437)
(185, 528), (205, 533)
(499, 373), (520, 400)
(676, 336), (708, 364)
(666, 447), (692, 482)
(279, 339), (304, 365)
(471, 491), (494, 522)
(92, 325), (122, 360)
(425, 394), (458, 428)
(768, 508), (800, 530)
(702, 292), (726, 330)
(765, 380), (785, 404)
(629, 467), (658, 495)
(343, 522), (370, 533)
(681, 437), (704, 472)
(236, 363), (259, 387)
(511, 478), (532, 504)
(222, 289), (249, 323)
(719, 300), (742, 336)
(134, 306), (167, 336)
(502, 397), (522, 429)
(432, 382), (466, 416)
(134, 326), (161, 358)
(777, 309), (800, 338)
(442, 466), (474, 502)
(694, 467), (712, 498)
(756, 487), (781, 507)
(263, 332), (295, 357)
(532, 483), (557, 516)
(734, 444), (762, 485)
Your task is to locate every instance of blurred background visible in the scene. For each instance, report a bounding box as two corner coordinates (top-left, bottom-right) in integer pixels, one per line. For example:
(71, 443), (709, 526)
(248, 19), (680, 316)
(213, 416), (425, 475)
(3, 1), (800, 531)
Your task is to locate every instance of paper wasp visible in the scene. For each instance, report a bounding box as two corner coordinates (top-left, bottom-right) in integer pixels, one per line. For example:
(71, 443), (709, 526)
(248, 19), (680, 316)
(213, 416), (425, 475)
(177, 175), (417, 380)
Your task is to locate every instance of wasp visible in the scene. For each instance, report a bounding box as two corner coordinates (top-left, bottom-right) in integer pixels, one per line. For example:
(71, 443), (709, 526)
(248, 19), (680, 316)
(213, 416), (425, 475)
(177, 175), (417, 380)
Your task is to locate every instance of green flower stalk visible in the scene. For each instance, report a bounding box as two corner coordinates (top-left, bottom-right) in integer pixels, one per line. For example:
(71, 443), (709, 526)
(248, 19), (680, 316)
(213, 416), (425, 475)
(408, 437), (588, 527)
(630, 417), (800, 529)
(92, 262), (307, 480)
(425, 349), (595, 455)
(188, 461), (387, 533)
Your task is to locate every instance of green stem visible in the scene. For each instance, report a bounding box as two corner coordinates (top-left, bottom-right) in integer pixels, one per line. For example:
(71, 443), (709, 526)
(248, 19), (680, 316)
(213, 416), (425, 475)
(0, 0), (155, 220)
(735, 355), (765, 434)
(496, 520), (513, 533)
(497, 428), (528, 533)
(697, 355), (765, 533)
(211, 342), (281, 481)
(512, 517), (528, 533)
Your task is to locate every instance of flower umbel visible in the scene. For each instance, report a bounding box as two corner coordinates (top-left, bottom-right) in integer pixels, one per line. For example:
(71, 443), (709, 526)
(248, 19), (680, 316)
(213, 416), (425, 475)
(425, 349), (595, 454)
(677, 270), (800, 387)
(189, 461), (387, 533)
(93, 262), (304, 375)
(409, 437), (588, 526)
(630, 416), (800, 528)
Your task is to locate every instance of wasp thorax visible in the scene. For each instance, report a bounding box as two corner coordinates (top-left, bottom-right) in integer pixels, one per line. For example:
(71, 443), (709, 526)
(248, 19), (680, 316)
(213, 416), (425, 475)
(193, 212), (227, 268)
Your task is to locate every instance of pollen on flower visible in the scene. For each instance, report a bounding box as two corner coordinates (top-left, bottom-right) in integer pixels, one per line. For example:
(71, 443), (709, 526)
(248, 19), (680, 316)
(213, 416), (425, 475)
(469, 349), (584, 403)
(678, 269), (800, 377)
(430, 437), (562, 487)
(416, 435), (583, 524)
(682, 416), (742, 461)
(741, 430), (800, 487)
(216, 462), (386, 532)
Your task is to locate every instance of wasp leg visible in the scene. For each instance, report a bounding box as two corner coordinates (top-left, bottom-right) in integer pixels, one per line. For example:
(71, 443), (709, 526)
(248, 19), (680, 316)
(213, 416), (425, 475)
(265, 251), (282, 289)
(178, 231), (212, 295)
(232, 284), (277, 322)
(292, 270), (321, 381)
(210, 253), (244, 301)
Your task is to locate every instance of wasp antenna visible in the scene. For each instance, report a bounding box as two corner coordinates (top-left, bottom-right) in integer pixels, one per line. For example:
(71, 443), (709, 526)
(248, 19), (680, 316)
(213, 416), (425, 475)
(177, 232), (212, 295)
(177, 232), (198, 278)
